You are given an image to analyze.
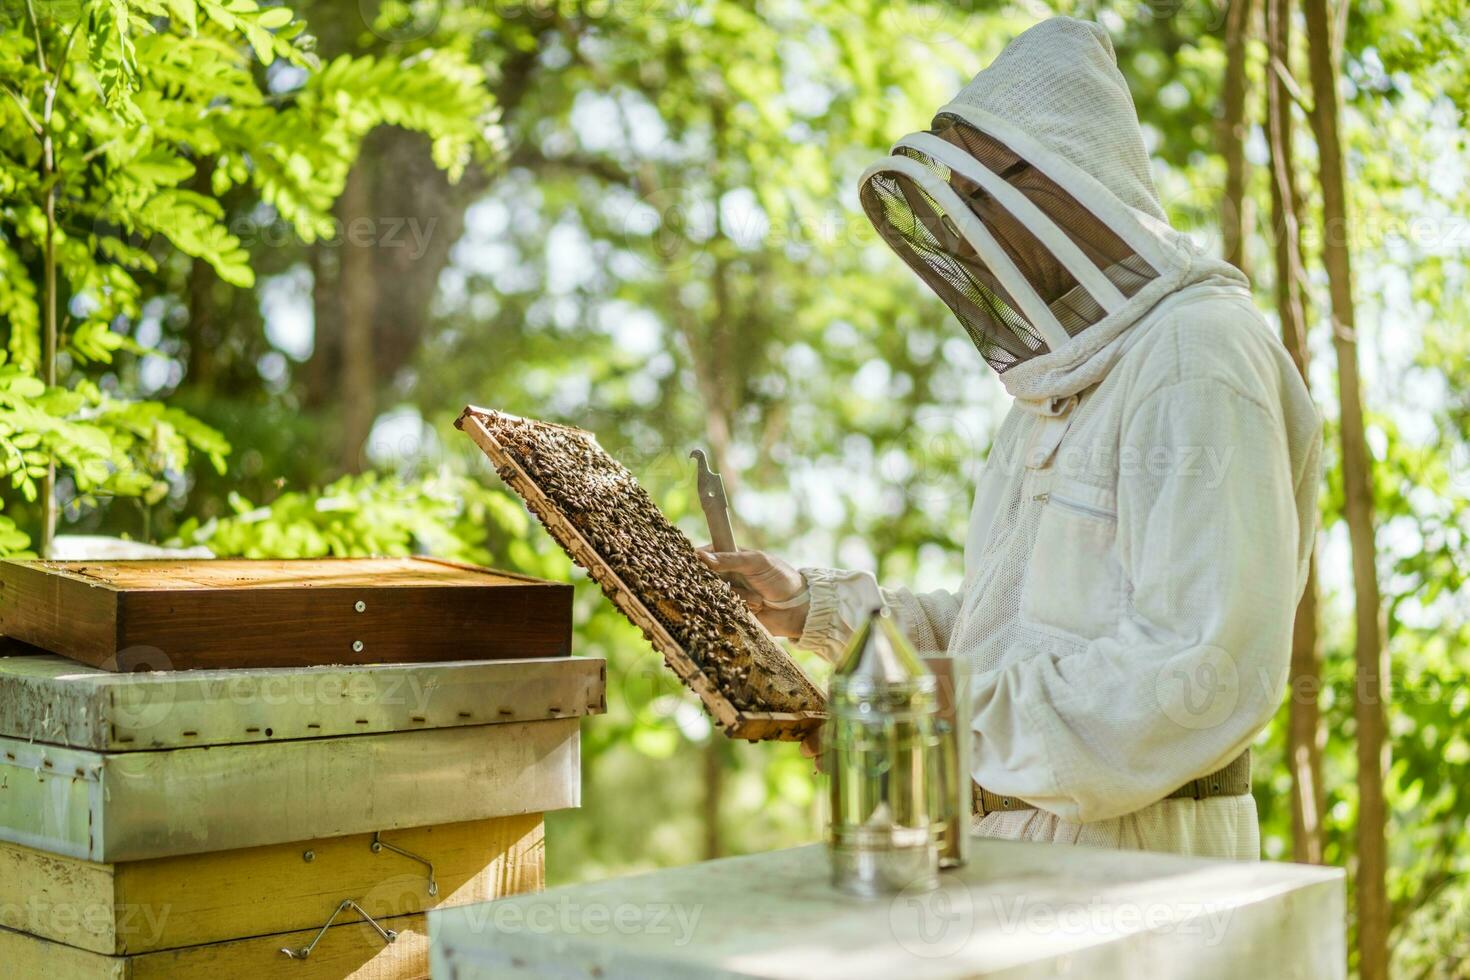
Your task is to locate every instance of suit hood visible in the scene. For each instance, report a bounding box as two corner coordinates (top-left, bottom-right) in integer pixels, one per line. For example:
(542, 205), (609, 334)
(859, 16), (1245, 401)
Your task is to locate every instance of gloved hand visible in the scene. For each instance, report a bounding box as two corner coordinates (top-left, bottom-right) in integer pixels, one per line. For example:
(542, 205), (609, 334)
(697, 547), (810, 639)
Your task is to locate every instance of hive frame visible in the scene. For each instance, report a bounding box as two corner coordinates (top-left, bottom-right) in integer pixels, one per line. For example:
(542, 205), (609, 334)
(457, 406), (825, 742)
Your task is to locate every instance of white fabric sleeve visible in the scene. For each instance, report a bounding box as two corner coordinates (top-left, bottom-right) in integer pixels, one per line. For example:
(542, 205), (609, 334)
(795, 567), (961, 662)
(968, 378), (1304, 823)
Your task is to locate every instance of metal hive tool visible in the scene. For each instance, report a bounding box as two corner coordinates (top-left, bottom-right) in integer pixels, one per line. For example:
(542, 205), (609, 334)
(456, 406), (826, 742)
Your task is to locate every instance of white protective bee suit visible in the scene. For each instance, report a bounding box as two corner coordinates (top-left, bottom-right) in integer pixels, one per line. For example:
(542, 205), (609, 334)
(795, 17), (1322, 858)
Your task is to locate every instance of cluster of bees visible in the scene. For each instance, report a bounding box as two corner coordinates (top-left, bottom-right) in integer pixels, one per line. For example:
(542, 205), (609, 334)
(483, 413), (821, 716)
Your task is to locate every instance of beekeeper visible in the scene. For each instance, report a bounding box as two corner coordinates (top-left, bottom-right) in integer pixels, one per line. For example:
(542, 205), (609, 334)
(702, 16), (1321, 859)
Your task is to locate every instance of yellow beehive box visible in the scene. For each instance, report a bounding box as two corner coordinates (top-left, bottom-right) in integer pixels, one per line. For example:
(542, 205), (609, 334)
(0, 813), (543, 955)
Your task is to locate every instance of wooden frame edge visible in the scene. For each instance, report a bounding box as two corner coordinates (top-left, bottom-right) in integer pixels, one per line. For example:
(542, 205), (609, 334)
(458, 410), (752, 737)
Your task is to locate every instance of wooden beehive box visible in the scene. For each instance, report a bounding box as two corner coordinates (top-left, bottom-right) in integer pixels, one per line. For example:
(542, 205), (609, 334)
(0, 649), (604, 978)
(0, 556), (571, 671)
(0, 814), (544, 978)
(456, 405), (826, 742)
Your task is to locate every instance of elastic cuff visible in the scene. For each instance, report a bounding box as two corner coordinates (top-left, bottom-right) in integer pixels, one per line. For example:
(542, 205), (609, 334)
(794, 567), (850, 662)
(763, 587), (810, 610)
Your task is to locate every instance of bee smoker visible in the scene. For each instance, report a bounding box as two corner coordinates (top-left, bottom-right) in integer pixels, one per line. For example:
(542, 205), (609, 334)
(922, 655), (972, 869)
(827, 606), (942, 897)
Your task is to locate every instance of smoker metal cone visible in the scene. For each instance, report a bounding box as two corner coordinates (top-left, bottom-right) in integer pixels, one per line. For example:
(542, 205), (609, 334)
(832, 607), (932, 696)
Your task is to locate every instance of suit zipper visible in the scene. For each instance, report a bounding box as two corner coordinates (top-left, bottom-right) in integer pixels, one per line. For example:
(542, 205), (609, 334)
(1033, 492), (1115, 521)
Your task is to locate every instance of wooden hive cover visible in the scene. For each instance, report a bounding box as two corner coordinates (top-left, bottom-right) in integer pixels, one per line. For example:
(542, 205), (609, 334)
(0, 556), (571, 671)
(456, 405), (826, 742)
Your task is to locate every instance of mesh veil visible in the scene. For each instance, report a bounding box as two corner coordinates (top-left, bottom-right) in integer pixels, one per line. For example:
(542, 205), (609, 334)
(860, 115), (1159, 374)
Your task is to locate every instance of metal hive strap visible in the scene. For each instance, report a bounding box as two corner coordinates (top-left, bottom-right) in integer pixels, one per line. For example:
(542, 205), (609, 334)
(280, 898), (398, 960)
(371, 829), (439, 897)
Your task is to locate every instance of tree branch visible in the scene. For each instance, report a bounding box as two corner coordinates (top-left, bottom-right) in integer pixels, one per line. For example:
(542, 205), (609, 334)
(1271, 56), (1314, 115)
(24, 0), (48, 75)
(506, 145), (642, 190)
(1, 84), (43, 138)
(45, 14), (87, 125)
(24, 4), (84, 560)
(79, 139), (118, 164)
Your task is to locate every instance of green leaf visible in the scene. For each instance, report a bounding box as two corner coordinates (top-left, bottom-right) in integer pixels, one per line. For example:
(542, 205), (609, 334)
(167, 0), (198, 34)
(255, 6), (292, 29)
(244, 24), (274, 65)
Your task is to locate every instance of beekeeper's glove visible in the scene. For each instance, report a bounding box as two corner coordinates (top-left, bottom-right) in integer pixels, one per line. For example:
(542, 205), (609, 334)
(697, 547), (809, 639)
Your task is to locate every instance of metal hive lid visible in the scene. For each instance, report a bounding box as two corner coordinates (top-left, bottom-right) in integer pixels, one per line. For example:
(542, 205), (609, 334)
(0, 649), (605, 751)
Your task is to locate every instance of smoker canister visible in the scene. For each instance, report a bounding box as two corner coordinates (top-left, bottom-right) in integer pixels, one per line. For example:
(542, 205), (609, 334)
(826, 607), (941, 897)
(922, 655), (972, 869)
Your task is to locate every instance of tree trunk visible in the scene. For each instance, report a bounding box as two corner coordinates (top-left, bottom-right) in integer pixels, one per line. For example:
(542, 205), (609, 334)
(185, 257), (219, 393)
(1264, 0), (1309, 372)
(185, 162), (221, 397)
(702, 738), (724, 860)
(305, 242), (340, 411)
(1303, 0), (1390, 974)
(39, 46), (58, 557)
(361, 128), (484, 385)
(1289, 559), (1325, 863)
(1220, 0), (1254, 275)
(39, 154), (57, 557)
(298, 23), (550, 455)
(1264, 0), (1325, 867)
(339, 163), (378, 473)
(692, 100), (749, 861)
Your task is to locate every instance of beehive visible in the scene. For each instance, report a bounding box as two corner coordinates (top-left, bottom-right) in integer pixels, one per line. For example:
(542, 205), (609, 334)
(0, 556), (571, 671)
(456, 406), (826, 742)
(0, 648), (603, 978)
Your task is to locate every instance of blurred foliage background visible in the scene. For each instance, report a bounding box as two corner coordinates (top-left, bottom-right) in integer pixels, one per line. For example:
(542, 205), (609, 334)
(1, 0), (1467, 975)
